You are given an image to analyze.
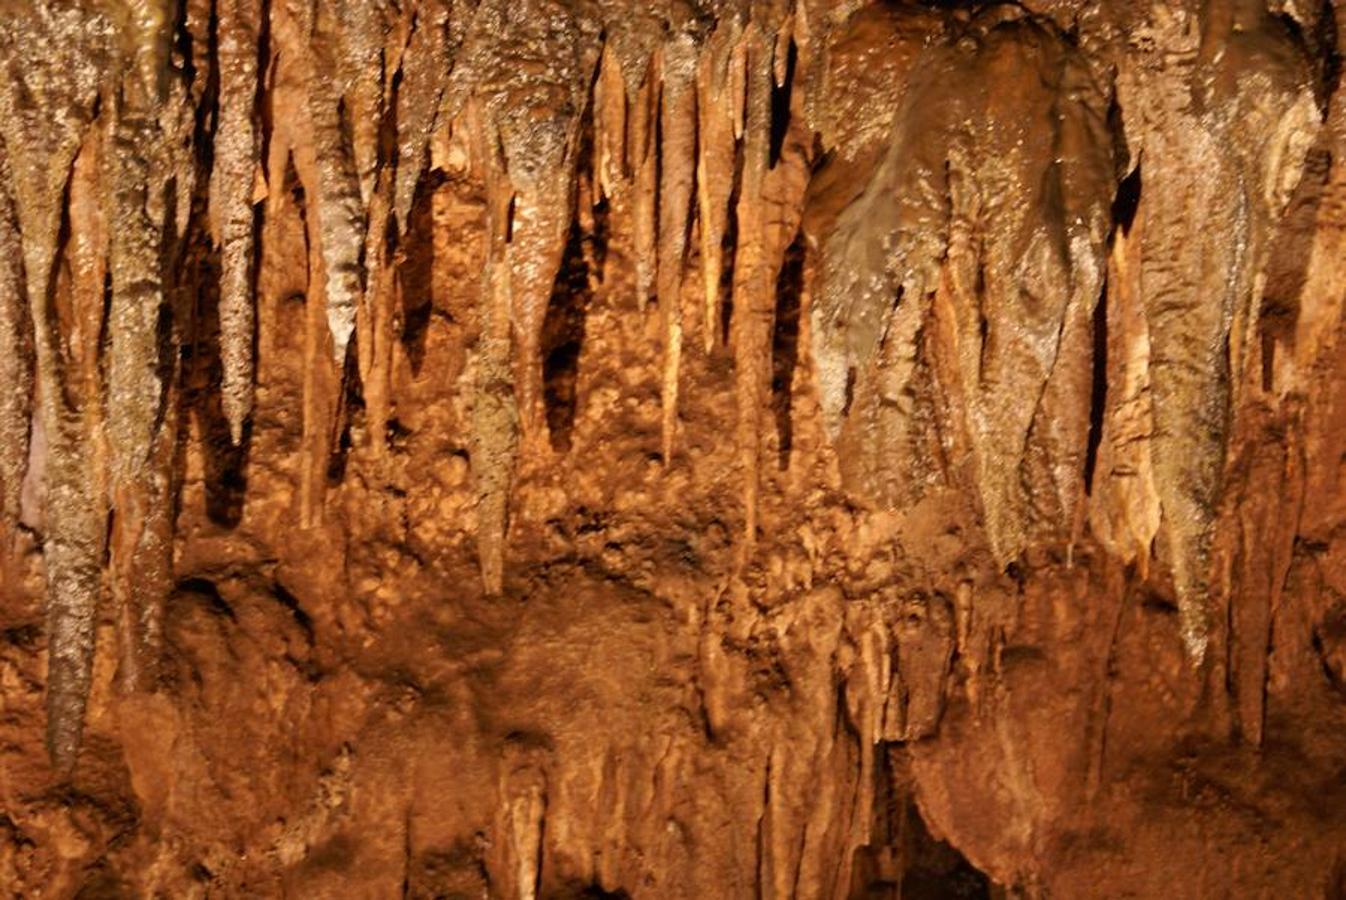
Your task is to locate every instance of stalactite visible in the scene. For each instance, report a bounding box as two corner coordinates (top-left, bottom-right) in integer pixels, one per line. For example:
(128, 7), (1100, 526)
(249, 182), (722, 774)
(67, 135), (112, 422)
(1088, 212), (1162, 571)
(695, 24), (745, 351)
(657, 33), (697, 466)
(0, 3), (112, 770)
(730, 21), (809, 548)
(300, 0), (368, 366)
(1291, 92), (1346, 542)
(813, 99), (939, 446)
(347, 0), (407, 462)
(211, 0), (262, 444)
(349, 8), (406, 462)
(270, 0), (364, 525)
(263, 20), (306, 509)
(462, 0), (596, 448)
(104, 0), (178, 697)
(34, 352), (105, 770)
(355, 140), (397, 461)
(629, 57), (658, 310)
(470, 101), (519, 595)
(815, 10), (1114, 567)
(393, 0), (452, 234)
(593, 42), (627, 203)
(980, 32), (1113, 554)
(332, 0), (389, 208)
(0, 140), (31, 557)
(1115, 1), (1318, 660)
(1223, 410), (1303, 744)
(731, 25), (771, 548)
(454, 0), (597, 588)
(181, 0), (214, 108)
(491, 767), (547, 900)
(589, 2), (668, 311)
(507, 172), (583, 448)
(791, 0), (830, 137)
(803, 5), (943, 512)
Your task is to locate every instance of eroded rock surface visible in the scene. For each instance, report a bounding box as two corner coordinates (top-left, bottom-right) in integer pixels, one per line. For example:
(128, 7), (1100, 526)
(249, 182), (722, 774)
(2, 0), (1346, 897)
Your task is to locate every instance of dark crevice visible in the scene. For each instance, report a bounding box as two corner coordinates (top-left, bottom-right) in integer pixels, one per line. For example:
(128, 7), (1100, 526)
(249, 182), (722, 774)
(400, 166), (447, 374)
(842, 365), (857, 419)
(1261, 328), (1276, 393)
(534, 805), (547, 900)
(383, 55), (402, 182)
(327, 352), (362, 485)
(173, 0), (197, 93)
(541, 215), (594, 453)
(974, 261), (989, 383)
(49, 176), (76, 409)
(719, 138), (745, 348)
(850, 750), (991, 899)
(96, 270), (114, 394)
(849, 747), (900, 897)
(1313, 602), (1346, 697)
(101, 507), (114, 569)
(386, 417), (413, 451)
(895, 805), (992, 900)
(768, 39), (797, 169)
(1084, 273), (1108, 496)
(1313, 628), (1346, 698)
(272, 581), (315, 644)
(177, 183), (249, 528)
(771, 229), (805, 469)
(1112, 164), (1141, 237)
(1280, 0), (1341, 113)
(568, 886), (631, 899)
(2, 624), (40, 648)
(288, 152), (306, 208)
(1084, 160), (1141, 497)
(541, 102), (602, 454)
(173, 577), (235, 620)
(1315, 0), (1342, 111)
(255, 0), (273, 165)
(1142, 588), (1179, 615)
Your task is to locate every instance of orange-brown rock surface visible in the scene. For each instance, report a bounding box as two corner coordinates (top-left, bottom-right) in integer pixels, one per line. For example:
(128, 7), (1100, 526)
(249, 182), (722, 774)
(3, 0), (1346, 896)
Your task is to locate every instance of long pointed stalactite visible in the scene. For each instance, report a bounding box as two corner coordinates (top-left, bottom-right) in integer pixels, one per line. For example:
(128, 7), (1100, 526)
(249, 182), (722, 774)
(1, 1), (1346, 896)
(211, 0), (262, 446)
(105, 0), (196, 699)
(0, 1), (113, 772)
(0, 138), (32, 566)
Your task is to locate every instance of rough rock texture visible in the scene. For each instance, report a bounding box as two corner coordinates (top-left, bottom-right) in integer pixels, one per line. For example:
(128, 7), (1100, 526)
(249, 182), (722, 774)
(3, 0), (1346, 896)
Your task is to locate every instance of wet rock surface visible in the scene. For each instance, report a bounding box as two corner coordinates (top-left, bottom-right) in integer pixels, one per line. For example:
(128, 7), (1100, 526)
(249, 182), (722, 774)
(2, 0), (1346, 896)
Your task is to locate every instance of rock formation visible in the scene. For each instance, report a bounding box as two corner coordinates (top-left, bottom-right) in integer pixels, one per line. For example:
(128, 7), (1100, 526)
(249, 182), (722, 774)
(2, 0), (1346, 896)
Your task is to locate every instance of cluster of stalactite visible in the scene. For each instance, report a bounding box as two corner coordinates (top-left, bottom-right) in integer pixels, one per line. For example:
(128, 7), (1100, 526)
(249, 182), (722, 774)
(0, 0), (1333, 783)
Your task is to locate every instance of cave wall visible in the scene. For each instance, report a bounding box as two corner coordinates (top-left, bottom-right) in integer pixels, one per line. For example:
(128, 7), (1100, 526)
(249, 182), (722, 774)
(3, 0), (1346, 896)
